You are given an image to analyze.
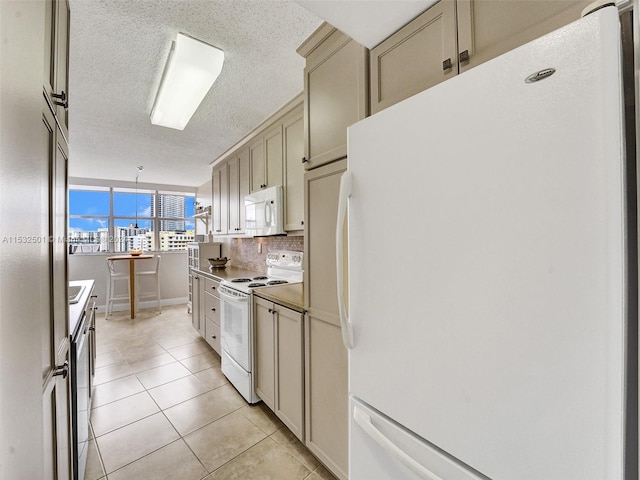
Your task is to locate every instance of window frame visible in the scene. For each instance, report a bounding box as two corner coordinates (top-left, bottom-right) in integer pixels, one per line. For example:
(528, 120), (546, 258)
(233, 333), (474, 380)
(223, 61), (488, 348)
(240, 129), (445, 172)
(68, 184), (196, 254)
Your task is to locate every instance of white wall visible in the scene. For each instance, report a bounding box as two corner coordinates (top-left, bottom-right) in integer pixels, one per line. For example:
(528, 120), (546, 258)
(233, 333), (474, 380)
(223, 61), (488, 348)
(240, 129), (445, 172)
(69, 252), (189, 311)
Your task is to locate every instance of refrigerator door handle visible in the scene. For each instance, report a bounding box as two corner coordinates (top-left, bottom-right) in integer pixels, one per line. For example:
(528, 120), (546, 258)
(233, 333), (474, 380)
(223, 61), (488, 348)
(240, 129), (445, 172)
(353, 404), (444, 480)
(336, 171), (354, 349)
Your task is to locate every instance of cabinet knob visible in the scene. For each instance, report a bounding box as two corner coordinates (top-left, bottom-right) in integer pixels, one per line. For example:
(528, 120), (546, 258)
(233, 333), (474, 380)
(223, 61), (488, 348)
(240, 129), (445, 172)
(211, 307), (216, 312)
(194, 276), (199, 279)
(302, 157), (309, 163)
(52, 90), (69, 109)
(442, 58), (453, 71)
(53, 361), (69, 379)
(212, 335), (216, 339)
(212, 286), (216, 290)
(300, 220), (304, 226)
(459, 50), (470, 63)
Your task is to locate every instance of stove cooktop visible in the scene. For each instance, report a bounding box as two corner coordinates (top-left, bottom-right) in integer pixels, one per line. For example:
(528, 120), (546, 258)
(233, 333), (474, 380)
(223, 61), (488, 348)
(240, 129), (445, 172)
(221, 250), (303, 294)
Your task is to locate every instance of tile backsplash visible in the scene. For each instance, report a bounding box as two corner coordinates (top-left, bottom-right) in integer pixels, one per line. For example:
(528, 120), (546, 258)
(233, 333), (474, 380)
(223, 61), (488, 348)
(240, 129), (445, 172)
(218, 235), (304, 273)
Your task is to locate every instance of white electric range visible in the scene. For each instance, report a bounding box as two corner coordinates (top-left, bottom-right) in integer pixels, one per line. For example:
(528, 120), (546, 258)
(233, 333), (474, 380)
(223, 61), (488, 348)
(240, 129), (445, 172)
(218, 251), (303, 403)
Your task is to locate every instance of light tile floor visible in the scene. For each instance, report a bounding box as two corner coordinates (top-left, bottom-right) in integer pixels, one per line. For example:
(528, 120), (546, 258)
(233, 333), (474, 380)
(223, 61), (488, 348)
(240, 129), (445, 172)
(86, 305), (337, 480)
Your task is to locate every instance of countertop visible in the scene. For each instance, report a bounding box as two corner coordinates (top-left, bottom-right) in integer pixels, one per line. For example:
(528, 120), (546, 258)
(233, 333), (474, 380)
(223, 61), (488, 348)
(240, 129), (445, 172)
(69, 279), (95, 337)
(193, 266), (304, 312)
(191, 266), (264, 282)
(253, 283), (304, 313)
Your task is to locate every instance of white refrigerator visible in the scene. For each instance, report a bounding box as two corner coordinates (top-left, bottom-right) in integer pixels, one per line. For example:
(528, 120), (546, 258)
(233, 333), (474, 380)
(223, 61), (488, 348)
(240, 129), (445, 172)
(339, 6), (629, 480)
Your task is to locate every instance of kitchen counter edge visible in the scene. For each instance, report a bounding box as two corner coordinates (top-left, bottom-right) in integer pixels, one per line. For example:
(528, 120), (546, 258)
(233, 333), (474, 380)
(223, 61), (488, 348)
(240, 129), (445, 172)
(69, 279), (95, 337)
(253, 283), (305, 313)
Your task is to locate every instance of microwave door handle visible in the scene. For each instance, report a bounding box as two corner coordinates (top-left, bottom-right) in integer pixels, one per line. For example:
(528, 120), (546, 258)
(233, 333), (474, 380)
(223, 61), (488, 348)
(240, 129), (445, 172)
(264, 202), (272, 226)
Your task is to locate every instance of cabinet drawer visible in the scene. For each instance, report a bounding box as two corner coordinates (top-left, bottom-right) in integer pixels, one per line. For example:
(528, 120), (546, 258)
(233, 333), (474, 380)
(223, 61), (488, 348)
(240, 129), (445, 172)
(205, 318), (221, 355)
(204, 292), (220, 325)
(204, 277), (220, 297)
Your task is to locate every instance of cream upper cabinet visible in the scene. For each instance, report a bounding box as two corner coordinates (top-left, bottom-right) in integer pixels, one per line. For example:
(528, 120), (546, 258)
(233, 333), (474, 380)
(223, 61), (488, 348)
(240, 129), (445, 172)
(297, 24), (368, 170)
(370, 0), (591, 113)
(44, 0), (70, 140)
(265, 124), (284, 189)
(228, 148), (250, 234)
(370, 0), (457, 114)
(250, 125), (284, 193)
(303, 159), (348, 480)
(249, 137), (265, 193)
(212, 165), (228, 235)
(210, 96), (304, 236)
(283, 108), (305, 231)
(456, 0), (592, 73)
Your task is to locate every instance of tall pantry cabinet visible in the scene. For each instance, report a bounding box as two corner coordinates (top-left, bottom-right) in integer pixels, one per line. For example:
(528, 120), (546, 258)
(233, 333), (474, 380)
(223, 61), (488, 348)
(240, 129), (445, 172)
(1, 1), (71, 479)
(298, 23), (368, 480)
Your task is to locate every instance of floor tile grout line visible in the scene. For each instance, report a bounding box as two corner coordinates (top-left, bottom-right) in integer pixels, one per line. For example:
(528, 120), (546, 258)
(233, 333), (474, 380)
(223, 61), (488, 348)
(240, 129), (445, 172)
(89, 421), (108, 479)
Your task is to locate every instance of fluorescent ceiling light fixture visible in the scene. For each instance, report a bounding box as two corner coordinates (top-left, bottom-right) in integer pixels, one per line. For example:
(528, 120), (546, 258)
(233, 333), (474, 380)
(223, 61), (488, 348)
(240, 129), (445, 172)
(150, 33), (224, 130)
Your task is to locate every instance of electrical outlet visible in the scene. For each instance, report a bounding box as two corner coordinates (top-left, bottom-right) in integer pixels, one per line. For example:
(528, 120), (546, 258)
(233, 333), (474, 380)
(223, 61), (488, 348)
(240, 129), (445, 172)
(257, 242), (262, 254)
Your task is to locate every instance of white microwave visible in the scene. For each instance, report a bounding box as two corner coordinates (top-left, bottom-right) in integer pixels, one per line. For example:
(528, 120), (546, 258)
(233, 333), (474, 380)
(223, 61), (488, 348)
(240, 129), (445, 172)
(245, 185), (285, 236)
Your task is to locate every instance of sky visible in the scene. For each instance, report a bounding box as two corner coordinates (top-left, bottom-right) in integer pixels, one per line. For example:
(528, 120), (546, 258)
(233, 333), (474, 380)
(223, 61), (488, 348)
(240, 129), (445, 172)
(69, 190), (195, 232)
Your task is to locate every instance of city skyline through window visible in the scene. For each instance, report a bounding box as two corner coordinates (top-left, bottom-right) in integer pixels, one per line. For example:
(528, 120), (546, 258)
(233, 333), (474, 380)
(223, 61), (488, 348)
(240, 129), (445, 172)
(69, 187), (195, 253)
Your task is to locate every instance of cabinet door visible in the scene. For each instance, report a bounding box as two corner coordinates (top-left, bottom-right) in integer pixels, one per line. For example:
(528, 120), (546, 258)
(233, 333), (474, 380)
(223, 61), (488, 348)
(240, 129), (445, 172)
(283, 108), (305, 231)
(305, 159), (347, 317)
(265, 124), (283, 189)
(254, 297), (276, 410)
(220, 165), (229, 235)
(52, 126), (69, 359)
(191, 274), (201, 331)
(456, 0), (591, 73)
(228, 149), (250, 234)
(275, 305), (304, 441)
(305, 314), (348, 480)
(212, 170), (221, 234)
(42, 103), (72, 480)
(301, 26), (368, 170)
(55, 0), (70, 138)
(238, 148), (250, 233)
(44, 0), (57, 102)
(228, 157), (240, 232)
(370, 0), (457, 114)
(212, 166), (229, 235)
(43, 350), (72, 480)
(303, 159), (348, 480)
(249, 137), (265, 192)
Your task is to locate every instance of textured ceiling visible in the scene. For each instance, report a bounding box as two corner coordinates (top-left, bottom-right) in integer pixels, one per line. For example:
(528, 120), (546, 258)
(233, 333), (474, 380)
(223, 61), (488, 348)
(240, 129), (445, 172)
(68, 0), (322, 187)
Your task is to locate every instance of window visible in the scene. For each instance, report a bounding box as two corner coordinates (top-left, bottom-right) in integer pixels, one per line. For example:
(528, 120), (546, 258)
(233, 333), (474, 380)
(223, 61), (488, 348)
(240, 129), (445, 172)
(68, 185), (195, 253)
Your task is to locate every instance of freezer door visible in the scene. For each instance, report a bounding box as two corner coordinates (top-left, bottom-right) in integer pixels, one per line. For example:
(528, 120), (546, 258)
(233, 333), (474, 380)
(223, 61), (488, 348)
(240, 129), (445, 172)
(346, 7), (625, 480)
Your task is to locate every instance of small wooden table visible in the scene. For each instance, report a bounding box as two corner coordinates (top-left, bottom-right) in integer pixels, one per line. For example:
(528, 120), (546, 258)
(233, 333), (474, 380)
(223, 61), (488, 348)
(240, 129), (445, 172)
(107, 254), (153, 319)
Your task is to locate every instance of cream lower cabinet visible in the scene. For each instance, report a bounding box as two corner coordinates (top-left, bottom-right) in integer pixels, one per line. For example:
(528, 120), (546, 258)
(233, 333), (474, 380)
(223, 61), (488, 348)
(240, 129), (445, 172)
(303, 159), (348, 480)
(203, 277), (221, 355)
(192, 274), (221, 355)
(254, 296), (305, 441)
(370, 0), (592, 114)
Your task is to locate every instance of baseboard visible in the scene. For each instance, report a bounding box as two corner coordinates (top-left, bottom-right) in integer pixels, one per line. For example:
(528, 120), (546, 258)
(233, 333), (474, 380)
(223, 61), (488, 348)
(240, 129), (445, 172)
(97, 297), (188, 314)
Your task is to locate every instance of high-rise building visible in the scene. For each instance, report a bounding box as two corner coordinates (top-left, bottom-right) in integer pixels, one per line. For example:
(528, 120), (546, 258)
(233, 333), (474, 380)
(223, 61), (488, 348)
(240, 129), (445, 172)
(151, 194), (185, 231)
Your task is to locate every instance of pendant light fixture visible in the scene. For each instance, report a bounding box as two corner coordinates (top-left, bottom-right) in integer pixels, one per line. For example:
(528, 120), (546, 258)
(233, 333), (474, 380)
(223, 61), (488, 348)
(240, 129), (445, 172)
(135, 165), (144, 228)
(150, 33), (224, 130)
